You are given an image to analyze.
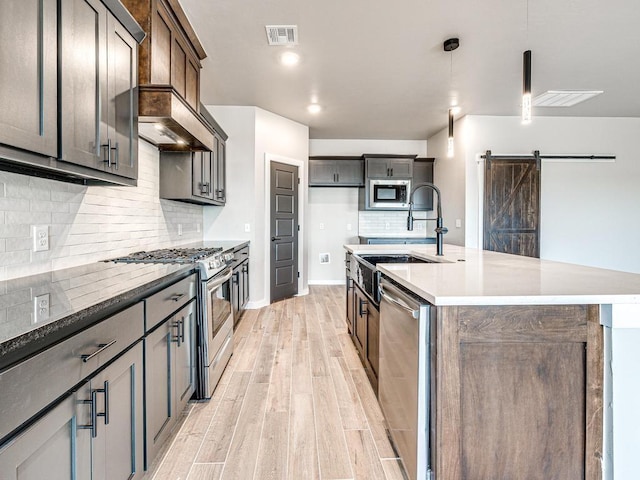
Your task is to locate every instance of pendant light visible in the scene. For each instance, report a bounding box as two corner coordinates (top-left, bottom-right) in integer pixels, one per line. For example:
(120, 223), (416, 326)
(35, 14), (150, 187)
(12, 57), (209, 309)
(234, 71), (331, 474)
(447, 109), (455, 158)
(521, 0), (532, 124)
(522, 50), (532, 124)
(443, 37), (459, 158)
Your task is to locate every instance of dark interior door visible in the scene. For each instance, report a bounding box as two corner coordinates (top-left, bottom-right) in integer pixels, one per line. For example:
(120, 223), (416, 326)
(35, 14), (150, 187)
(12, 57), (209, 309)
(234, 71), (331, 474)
(270, 161), (299, 303)
(483, 152), (541, 258)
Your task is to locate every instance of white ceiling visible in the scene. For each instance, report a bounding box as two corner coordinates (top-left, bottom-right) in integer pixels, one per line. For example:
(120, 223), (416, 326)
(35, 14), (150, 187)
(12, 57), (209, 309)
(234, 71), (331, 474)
(181, 0), (640, 140)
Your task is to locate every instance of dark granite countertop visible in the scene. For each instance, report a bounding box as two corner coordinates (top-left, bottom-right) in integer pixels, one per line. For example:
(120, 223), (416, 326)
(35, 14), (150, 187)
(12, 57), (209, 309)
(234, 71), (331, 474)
(0, 262), (194, 371)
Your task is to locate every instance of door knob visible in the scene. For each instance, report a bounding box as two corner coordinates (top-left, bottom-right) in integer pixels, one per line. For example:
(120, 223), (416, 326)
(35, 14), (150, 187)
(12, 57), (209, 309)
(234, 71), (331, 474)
(271, 236), (281, 241)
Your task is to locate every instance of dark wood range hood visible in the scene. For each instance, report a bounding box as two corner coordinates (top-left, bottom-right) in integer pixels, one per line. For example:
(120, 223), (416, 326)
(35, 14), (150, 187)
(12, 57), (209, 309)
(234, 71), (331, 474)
(122, 0), (215, 151)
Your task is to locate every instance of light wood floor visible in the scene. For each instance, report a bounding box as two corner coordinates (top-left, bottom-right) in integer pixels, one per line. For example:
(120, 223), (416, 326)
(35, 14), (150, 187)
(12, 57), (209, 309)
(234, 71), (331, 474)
(145, 285), (404, 480)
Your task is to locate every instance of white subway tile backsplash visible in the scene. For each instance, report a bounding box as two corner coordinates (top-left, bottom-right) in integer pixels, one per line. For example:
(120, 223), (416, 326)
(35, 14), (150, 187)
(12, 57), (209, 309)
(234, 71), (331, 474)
(0, 140), (203, 280)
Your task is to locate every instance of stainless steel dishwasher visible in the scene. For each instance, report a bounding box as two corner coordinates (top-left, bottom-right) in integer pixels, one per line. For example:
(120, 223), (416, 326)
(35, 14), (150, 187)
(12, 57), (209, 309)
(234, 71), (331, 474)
(378, 276), (433, 480)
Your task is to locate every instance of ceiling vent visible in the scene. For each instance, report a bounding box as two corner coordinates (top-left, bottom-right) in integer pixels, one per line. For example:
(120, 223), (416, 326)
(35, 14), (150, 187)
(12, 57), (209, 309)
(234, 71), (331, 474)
(265, 25), (298, 45)
(532, 90), (604, 107)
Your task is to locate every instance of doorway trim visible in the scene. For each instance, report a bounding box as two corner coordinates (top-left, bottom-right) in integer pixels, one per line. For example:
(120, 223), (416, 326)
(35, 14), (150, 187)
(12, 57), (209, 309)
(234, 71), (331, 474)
(263, 153), (307, 304)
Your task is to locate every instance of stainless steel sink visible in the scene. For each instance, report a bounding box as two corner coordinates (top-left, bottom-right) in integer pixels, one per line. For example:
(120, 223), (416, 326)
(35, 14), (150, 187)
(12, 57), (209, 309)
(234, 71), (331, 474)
(355, 254), (435, 266)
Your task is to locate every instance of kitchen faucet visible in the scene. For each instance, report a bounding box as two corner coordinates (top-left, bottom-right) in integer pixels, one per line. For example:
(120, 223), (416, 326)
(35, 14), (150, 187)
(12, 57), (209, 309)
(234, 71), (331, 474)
(407, 182), (448, 256)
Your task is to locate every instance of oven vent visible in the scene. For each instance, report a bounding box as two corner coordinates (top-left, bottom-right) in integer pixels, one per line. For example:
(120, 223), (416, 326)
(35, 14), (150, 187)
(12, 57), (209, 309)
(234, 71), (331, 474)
(265, 25), (298, 45)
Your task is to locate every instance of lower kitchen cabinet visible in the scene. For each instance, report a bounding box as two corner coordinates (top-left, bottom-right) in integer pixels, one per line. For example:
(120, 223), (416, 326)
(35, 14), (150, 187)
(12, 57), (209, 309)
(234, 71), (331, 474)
(365, 302), (379, 391)
(90, 342), (145, 480)
(0, 342), (144, 480)
(349, 283), (379, 392)
(230, 245), (250, 325)
(144, 299), (196, 466)
(0, 392), (91, 479)
(352, 286), (367, 362)
(346, 277), (355, 335)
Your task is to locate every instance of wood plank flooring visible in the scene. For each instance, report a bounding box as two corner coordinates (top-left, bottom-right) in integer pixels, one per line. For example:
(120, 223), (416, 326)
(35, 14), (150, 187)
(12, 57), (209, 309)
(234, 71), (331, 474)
(144, 285), (404, 480)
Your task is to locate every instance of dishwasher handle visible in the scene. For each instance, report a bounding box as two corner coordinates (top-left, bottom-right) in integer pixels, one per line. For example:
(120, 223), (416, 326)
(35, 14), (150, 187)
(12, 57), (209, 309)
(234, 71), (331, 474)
(379, 281), (421, 319)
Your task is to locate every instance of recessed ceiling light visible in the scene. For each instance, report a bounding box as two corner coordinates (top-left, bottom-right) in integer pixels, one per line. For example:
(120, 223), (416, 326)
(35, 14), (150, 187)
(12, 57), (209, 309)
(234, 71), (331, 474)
(280, 51), (300, 66)
(307, 104), (322, 114)
(449, 106), (461, 115)
(533, 90), (604, 107)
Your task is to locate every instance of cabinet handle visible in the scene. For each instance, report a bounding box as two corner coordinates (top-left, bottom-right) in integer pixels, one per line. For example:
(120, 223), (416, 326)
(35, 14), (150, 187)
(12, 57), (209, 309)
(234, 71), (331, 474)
(201, 182), (210, 194)
(233, 272), (239, 285)
(80, 340), (117, 363)
(79, 395), (97, 437)
(359, 298), (368, 316)
(172, 320), (182, 347)
(96, 381), (109, 426)
(111, 142), (119, 170)
(102, 139), (112, 167)
(170, 293), (185, 302)
(336, 173), (340, 182)
(180, 316), (186, 342)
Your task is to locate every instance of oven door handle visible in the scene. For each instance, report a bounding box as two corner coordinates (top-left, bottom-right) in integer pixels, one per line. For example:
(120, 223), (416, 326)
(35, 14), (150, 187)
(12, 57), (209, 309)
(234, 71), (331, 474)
(206, 267), (234, 289)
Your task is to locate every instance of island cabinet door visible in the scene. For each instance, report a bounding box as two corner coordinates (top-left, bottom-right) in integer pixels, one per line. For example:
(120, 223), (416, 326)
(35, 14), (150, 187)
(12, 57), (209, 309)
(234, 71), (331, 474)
(352, 286), (367, 361)
(434, 304), (603, 480)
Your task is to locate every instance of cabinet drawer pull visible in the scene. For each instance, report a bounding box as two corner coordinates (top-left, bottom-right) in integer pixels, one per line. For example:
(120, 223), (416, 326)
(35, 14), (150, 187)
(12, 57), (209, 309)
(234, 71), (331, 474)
(170, 293), (186, 302)
(80, 339), (117, 363)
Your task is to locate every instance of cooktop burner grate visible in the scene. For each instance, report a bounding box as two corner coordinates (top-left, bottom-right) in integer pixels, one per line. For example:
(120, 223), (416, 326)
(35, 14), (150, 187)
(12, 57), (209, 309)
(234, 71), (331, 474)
(109, 247), (223, 264)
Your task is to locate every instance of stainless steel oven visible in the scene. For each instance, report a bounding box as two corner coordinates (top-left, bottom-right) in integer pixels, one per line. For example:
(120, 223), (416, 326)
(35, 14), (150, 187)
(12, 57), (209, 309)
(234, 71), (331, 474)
(199, 265), (234, 398)
(369, 179), (411, 209)
(108, 246), (235, 400)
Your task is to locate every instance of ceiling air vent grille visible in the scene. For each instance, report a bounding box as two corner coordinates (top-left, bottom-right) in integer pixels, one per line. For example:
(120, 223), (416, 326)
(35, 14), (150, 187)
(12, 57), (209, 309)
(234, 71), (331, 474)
(533, 90), (604, 107)
(265, 25), (298, 45)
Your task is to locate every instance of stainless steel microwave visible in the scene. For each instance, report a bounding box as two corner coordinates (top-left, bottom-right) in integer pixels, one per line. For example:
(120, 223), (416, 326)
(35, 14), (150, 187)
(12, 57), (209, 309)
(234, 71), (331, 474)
(368, 179), (411, 209)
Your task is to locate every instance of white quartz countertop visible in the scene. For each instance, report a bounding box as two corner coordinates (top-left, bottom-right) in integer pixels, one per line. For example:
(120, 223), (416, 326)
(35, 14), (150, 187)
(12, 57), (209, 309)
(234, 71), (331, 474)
(345, 244), (640, 306)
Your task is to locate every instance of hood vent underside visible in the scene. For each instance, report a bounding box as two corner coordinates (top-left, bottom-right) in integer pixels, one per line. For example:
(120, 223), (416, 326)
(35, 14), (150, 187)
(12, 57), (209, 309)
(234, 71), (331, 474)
(265, 25), (298, 45)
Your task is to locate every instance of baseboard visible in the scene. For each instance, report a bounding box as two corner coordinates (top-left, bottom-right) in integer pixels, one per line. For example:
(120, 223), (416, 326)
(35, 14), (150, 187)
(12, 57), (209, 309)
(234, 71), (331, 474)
(246, 299), (269, 309)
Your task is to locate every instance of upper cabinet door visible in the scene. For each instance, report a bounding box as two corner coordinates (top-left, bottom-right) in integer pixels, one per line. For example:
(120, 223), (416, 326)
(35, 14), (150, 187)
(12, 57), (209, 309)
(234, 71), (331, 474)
(60, 0), (107, 169)
(107, 16), (138, 179)
(0, 0), (58, 158)
(366, 158), (390, 178)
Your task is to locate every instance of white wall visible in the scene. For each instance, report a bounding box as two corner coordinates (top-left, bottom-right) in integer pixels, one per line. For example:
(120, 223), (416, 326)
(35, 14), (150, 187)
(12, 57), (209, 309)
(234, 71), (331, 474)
(204, 106), (309, 306)
(308, 139), (428, 283)
(426, 120), (467, 246)
(454, 115), (640, 274)
(0, 140), (203, 280)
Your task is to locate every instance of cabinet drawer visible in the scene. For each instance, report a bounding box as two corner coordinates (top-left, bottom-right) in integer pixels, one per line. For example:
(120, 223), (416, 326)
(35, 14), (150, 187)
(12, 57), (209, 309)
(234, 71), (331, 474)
(0, 302), (144, 443)
(145, 274), (196, 331)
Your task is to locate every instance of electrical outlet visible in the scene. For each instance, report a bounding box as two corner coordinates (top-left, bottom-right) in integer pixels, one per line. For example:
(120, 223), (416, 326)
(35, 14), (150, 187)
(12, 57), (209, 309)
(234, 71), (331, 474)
(178, 224), (182, 236)
(346, 223), (352, 231)
(244, 223), (251, 232)
(33, 225), (49, 252)
(319, 253), (330, 264)
(455, 219), (462, 228)
(319, 223), (325, 230)
(385, 222), (390, 230)
(33, 293), (50, 323)
(197, 223), (201, 233)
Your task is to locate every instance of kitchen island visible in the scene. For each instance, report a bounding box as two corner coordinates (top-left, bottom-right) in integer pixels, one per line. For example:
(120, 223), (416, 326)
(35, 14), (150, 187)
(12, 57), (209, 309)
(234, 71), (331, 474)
(345, 243), (640, 480)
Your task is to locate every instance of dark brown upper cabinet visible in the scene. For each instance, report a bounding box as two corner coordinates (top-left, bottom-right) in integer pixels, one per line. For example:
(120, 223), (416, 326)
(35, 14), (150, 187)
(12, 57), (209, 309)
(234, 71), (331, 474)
(0, 0), (144, 185)
(60, 0), (139, 181)
(308, 156), (364, 187)
(365, 154), (415, 178)
(122, 0), (215, 151)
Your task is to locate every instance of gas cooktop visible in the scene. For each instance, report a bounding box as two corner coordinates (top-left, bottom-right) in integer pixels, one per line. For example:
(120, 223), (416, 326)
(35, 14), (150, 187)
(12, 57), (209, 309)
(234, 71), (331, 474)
(109, 247), (223, 264)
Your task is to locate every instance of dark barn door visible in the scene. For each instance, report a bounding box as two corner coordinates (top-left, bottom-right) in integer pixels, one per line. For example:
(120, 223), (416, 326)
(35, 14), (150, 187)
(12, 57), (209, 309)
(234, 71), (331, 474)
(270, 161), (299, 303)
(483, 151), (541, 258)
